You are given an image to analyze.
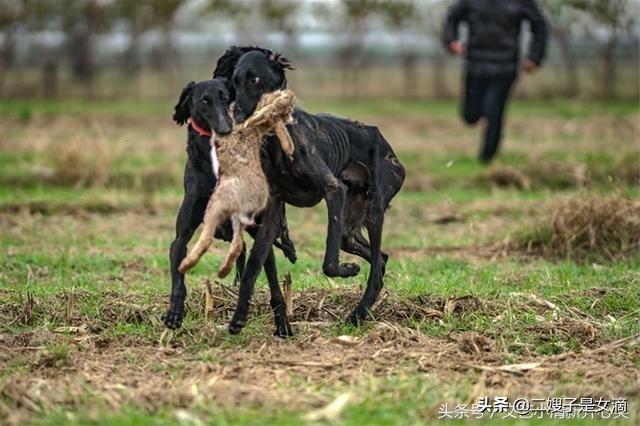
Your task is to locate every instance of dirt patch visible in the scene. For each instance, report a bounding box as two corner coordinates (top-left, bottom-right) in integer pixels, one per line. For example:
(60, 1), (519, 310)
(1, 287), (638, 424)
(1, 330), (637, 425)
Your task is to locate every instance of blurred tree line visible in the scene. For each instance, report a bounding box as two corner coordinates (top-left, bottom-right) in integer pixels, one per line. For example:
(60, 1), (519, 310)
(0, 0), (637, 100)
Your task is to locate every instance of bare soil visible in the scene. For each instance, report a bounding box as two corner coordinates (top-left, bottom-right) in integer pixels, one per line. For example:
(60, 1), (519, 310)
(1, 287), (637, 425)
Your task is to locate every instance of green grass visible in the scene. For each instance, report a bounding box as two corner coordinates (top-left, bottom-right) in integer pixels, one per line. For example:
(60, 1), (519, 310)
(1, 98), (637, 120)
(1, 99), (638, 425)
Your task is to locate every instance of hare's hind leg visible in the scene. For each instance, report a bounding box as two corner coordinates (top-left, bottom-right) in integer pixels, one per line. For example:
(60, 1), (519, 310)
(219, 214), (245, 278)
(179, 198), (227, 273)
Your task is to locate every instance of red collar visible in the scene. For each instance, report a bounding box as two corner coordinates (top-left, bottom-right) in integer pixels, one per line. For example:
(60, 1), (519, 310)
(188, 117), (221, 149)
(188, 117), (213, 138)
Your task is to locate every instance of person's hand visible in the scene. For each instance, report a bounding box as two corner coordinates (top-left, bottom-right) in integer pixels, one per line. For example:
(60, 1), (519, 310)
(448, 41), (466, 56)
(521, 59), (538, 73)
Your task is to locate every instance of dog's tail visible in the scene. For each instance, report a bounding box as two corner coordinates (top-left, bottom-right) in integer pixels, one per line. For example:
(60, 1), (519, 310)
(367, 144), (382, 214)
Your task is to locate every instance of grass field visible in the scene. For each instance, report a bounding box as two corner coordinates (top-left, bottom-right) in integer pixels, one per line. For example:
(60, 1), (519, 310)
(0, 97), (638, 425)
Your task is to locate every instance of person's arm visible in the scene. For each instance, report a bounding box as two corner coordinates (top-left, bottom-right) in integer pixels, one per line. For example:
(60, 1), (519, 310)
(523, 0), (548, 69)
(441, 0), (469, 54)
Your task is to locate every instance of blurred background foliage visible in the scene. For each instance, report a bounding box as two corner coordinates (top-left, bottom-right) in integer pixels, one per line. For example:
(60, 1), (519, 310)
(0, 0), (638, 101)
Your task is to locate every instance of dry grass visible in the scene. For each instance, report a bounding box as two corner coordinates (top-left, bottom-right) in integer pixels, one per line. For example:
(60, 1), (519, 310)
(0, 286), (638, 425)
(517, 193), (640, 261)
(1, 104), (638, 424)
(0, 116), (183, 191)
(482, 165), (531, 190)
(480, 154), (639, 191)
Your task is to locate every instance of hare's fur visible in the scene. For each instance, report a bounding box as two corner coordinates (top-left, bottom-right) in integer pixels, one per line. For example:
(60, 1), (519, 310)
(178, 90), (295, 276)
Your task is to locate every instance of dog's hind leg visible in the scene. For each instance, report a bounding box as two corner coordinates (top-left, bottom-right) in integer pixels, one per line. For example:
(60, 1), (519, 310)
(263, 249), (293, 337)
(341, 231), (389, 276)
(179, 198), (228, 273)
(292, 150), (359, 278)
(242, 219), (293, 336)
(341, 182), (388, 274)
(347, 211), (384, 326)
(228, 199), (282, 335)
(218, 215), (245, 278)
(348, 146), (386, 325)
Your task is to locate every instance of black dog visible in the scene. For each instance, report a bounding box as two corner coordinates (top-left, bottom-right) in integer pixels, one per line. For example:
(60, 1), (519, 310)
(213, 46), (405, 335)
(164, 77), (297, 334)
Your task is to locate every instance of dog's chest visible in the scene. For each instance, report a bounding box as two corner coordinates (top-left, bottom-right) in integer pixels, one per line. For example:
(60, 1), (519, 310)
(210, 142), (220, 178)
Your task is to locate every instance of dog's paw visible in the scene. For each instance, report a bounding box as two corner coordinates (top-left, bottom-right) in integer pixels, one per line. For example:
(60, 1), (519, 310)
(323, 262), (360, 278)
(274, 320), (294, 338)
(346, 306), (368, 327)
(228, 320), (246, 335)
(163, 310), (183, 329)
(339, 262), (360, 277)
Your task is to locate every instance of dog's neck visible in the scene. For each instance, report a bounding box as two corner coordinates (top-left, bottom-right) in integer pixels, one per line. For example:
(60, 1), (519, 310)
(187, 117), (220, 178)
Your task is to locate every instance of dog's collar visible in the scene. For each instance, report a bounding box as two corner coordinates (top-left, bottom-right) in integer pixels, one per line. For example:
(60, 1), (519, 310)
(188, 117), (213, 138)
(188, 117), (221, 150)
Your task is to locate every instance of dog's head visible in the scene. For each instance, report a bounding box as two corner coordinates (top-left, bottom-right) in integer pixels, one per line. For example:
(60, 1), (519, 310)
(173, 78), (234, 136)
(213, 46), (293, 124)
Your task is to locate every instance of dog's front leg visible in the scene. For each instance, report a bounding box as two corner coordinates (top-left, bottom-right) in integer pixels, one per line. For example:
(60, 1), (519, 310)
(296, 154), (359, 278)
(165, 187), (209, 329)
(228, 199), (281, 334)
(166, 163), (213, 329)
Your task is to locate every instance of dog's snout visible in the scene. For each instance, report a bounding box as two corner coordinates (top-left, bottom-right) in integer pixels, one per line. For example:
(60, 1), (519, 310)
(216, 123), (231, 135)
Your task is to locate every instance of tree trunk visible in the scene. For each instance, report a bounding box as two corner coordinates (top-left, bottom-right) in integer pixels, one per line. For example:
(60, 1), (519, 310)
(338, 42), (360, 99)
(159, 25), (177, 72)
(123, 26), (142, 76)
(555, 30), (580, 97)
(402, 52), (418, 99)
(601, 34), (617, 99)
(0, 27), (17, 98)
(42, 54), (59, 99)
(431, 53), (449, 100)
(283, 27), (297, 58)
(67, 22), (95, 99)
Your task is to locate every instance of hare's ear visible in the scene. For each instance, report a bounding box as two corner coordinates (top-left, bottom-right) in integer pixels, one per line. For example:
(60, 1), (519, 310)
(173, 81), (196, 125)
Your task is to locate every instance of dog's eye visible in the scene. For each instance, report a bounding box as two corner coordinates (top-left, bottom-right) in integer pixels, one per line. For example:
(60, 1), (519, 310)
(250, 76), (260, 86)
(201, 98), (209, 105)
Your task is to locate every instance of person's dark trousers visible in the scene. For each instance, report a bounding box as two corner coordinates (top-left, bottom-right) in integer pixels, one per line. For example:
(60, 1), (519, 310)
(462, 72), (517, 163)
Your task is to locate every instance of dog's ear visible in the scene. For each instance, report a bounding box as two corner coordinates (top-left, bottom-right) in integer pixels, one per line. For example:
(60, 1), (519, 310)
(212, 45), (278, 80)
(268, 52), (294, 89)
(213, 46), (245, 80)
(173, 81), (195, 126)
(271, 53), (294, 71)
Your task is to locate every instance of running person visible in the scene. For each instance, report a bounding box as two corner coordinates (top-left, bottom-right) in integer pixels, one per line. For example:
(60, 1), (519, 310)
(442, 0), (548, 163)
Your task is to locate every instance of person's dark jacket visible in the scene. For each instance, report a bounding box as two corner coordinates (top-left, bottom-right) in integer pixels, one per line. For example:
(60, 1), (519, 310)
(442, 0), (548, 76)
